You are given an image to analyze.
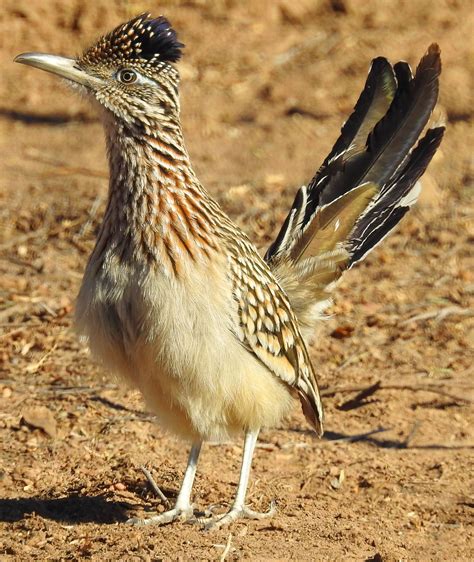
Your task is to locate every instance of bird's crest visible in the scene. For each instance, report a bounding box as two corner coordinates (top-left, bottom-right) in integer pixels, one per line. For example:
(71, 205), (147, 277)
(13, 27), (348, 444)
(80, 13), (184, 68)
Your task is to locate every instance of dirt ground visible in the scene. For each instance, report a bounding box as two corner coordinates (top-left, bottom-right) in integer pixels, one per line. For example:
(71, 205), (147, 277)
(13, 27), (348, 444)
(0, 0), (473, 560)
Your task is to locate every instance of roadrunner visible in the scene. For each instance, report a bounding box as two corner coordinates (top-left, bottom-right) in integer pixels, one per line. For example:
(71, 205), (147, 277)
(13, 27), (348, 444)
(15, 14), (444, 529)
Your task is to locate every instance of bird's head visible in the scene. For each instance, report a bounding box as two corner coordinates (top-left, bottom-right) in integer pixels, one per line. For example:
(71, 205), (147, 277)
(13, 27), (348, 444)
(15, 13), (184, 133)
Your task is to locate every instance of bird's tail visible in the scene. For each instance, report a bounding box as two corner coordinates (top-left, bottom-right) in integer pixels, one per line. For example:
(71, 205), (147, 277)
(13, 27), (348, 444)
(265, 44), (445, 335)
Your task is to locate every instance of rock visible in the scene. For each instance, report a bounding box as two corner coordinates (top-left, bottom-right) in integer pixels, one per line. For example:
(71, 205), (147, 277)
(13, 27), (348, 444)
(21, 406), (57, 438)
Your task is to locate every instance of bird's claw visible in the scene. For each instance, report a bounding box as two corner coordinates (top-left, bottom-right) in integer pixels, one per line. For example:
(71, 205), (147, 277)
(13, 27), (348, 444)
(126, 505), (194, 527)
(202, 500), (276, 531)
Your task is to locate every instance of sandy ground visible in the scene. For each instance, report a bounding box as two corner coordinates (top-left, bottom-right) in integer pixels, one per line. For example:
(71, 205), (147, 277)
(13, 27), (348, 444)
(0, 0), (473, 560)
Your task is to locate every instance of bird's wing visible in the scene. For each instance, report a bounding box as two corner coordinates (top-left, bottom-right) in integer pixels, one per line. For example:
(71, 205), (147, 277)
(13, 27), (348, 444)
(227, 242), (324, 436)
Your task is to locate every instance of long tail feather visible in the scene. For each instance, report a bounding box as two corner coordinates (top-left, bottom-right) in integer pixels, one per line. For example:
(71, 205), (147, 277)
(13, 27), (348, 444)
(349, 126), (445, 265)
(363, 44), (441, 186)
(313, 44), (441, 209)
(266, 45), (444, 335)
(291, 182), (379, 263)
(265, 56), (397, 263)
(322, 57), (397, 166)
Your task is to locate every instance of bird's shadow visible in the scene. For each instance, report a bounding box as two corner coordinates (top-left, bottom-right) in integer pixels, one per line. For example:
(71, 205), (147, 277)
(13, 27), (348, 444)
(289, 427), (474, 450)
(0, 494), (134, 524)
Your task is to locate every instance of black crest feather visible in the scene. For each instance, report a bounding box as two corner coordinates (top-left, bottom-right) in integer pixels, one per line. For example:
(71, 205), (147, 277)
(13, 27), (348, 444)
(81, 13), (184, 67)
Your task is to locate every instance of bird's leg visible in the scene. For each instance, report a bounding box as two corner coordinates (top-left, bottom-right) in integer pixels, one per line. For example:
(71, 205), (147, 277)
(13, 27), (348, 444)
(127, 441), (202, 526)
(204, 429), (276, 530)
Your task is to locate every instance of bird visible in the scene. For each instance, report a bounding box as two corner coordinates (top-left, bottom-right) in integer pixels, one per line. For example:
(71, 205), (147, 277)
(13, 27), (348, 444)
(15, 13), (444, 530)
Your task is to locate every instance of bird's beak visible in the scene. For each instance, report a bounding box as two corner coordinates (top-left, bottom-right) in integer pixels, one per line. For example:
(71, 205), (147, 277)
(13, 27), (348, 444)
(14, 52), (98, 88)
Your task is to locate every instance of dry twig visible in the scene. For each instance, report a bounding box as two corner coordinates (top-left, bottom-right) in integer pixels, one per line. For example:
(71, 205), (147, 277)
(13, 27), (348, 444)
(219, 533), (233, 562)
(400, 306), (473, 325)
(140, 466), (170, 507)
(25, 341), (59, 374)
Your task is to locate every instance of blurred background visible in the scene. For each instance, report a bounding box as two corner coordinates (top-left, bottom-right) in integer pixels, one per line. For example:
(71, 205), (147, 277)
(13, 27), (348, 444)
(1, 1), (472, 559)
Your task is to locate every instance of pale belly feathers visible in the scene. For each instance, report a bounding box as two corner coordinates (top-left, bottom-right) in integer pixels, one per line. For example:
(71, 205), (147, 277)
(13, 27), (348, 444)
(75, 251), (293, 441)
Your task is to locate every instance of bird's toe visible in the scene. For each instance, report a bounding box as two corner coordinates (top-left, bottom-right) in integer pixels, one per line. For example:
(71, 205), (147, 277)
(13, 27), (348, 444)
(126, 505), (195, 527)
(203, 500), (276, 531)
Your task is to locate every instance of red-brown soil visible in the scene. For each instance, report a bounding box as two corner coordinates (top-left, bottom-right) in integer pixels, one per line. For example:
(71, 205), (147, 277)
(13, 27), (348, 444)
(1, 1), (472, 560)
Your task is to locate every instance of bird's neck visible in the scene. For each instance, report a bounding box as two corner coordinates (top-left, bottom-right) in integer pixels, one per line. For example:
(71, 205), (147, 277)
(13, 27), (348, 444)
(105, 116), (194, 196)
(96, 117), (220, 274)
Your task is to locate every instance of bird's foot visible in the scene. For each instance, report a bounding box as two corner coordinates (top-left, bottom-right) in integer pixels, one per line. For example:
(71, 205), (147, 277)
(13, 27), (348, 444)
(127, 505), (194, 527)
(202, 500), (276, 531)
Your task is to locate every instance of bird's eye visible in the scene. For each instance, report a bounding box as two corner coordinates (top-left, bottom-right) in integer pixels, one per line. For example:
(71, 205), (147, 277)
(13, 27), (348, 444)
(117, 69), (137, 84)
